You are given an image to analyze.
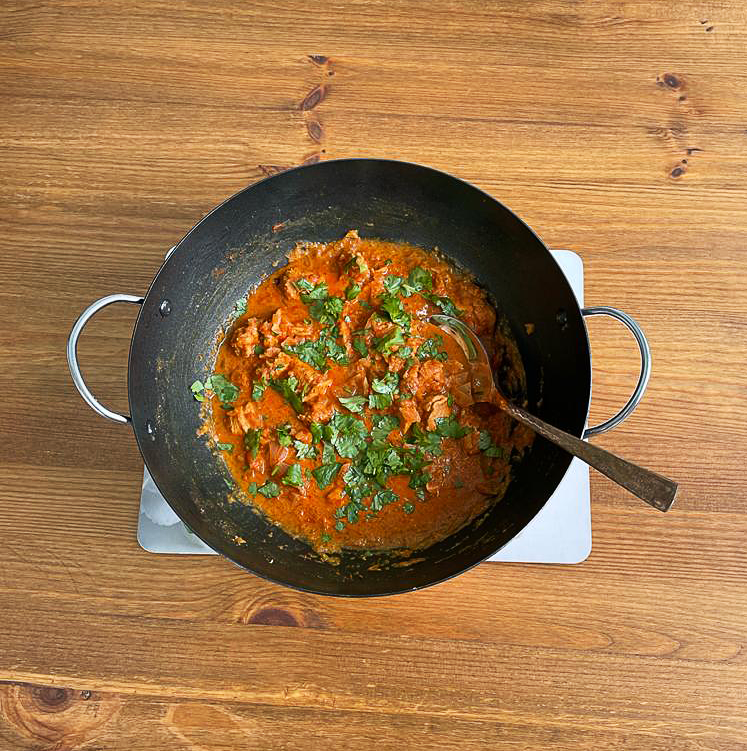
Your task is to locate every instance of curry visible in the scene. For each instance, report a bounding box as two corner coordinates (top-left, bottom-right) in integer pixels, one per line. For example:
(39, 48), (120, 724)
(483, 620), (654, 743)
(191, 231), (533, 553)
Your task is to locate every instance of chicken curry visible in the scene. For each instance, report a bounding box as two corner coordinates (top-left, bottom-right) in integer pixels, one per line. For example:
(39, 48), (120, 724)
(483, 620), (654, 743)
(191, 231), (533, 553)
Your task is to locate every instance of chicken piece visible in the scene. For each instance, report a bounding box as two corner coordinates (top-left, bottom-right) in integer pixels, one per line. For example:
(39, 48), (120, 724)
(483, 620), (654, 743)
(267, 441), (290, 470)
(232, 318), (260, 357)
(419, 359), (446, 394)
(306, 397), (335, 423)
(292, 425), (312, 444)
(275, 267), (301, 303)
(353, 360), (370, 395)
(257, 352), (292, 381)
(339, 316), (354, 358)
(303, 377), (333, 404)
(228, 402), (261, 433)
(425, 394), (450, 431)
(384, 354), (405, 373)
(245, 454), (266, 475)
(399, 399), (421, 435)
(403, 361), (420, 395)
(367, 313), (392, 338)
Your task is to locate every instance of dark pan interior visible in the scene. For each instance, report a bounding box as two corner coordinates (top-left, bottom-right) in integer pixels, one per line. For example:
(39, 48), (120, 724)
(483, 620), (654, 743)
(128, 159), (591, 596)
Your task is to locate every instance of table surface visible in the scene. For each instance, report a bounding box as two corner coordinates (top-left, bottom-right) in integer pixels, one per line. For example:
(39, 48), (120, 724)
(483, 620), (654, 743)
(2, 1), (746, 749)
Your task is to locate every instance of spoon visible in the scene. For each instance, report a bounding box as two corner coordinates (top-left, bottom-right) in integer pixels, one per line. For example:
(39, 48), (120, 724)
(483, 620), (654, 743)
(429, 314), (678, 511)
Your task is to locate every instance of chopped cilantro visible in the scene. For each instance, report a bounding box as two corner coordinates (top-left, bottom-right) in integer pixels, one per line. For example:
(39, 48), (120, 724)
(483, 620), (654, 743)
(283, 340), (328, 371)
(312, 461), (342, 489)
(345, 282), (361, 300)
(244, 429), (261, 459)
(281, 463), (304, 488)
(251, 379), (267, 401)
(417, 336), (448, 362)
(383, 275), (405, 295)
(248, 481), (258, 497)
(478, 430), (492, 450)
(234, 297), (247, 315)
(479, 429), (506, 458)
(190, 380), (205, 402)
(344, 255), (369, 274)
(368, 393), (393, 410)
(352, 335), (368, 358)
(425, 293), (463, 318)
(379, 294), (410, 330)
(339, 395), (367, 413)
(321, 533), (332, 543)
(329, 413), (368, 458)
(373, 326), (406, 355)
(371, 372), (399, 395)
(371, 489), (398, 511)
(408, 424), (443, 456)
(205, 374), (239, 404)
(310, 422), (324, 443)
(403, 502), (415, 514)
(434, 416), (472, 439)
(335, 520), (345, 531)
(269, 376), (304, 412)
(371, 414), (400, 441)
(257, 481), (280, 498)
(216, 442), (233, 451)
(293, 439), (316, 459)
(253, 344), (265, 355)
(308, 296), (344, 325)
(276, 423), (292, 447)
(296, 279), (328, 301)
(407, 266), (433, 293)
(485, 445), (505, 458)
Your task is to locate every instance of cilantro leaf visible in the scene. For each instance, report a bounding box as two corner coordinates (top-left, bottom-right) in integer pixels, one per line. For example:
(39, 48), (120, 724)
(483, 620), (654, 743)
(371, 414), (400, 441)
(339, 395), (367, 414)
(312, 461), (342, 489)
(283, 340), (328, 371)
(407, 266), (433, 292)
(373, 326), (405, 355)
(371, 372), (399, 395)
(368, 393), (393, 410)
(379, 294), (410, 329)
(478, 430), (492, 451)
(352, 335), (368, 358)
(297, 279), (328, 301)
(403, 502), (415, 514)
(371, 489), (398, 511)
(417, 336), (448, 362)
(190, 380), (205, 402)
(281, 463), (304, 488)
(269, 376), (304, 412)
(251, 378), (267, 401)
(205, 374), (239, 404)
(425, 293), (463, 318)
(310, 422), (324, 443)
(248, 481), (258, 497)
(485, 445), (505, 458)
(276, 423), (292, 447)
(434, 416), (472, 439)
(329, 414), (368, 458)
(383, 275), (404, 295)
(293, 439), (316, 459)
(216, 442), (233, 451)
(308, 296), (344, 325)
(234, 297), (247, 315)
(257, 481), (280, 498)
(346, 282), (361, 300)
(244, 429), (261, 459)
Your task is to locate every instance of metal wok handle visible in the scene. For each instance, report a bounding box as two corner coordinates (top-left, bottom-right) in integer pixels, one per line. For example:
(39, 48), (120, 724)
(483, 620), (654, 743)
(67, 294), (144, 424)
(582, 306), (651, 439)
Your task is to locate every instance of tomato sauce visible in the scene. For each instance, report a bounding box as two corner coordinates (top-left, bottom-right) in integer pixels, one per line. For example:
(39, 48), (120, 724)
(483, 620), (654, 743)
(202, 231), (533, 553)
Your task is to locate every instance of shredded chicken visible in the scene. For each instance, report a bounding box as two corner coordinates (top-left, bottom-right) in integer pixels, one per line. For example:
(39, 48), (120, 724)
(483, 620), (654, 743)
(399, 399), (420, 435)
(228, 402), (261, 433)
(232, 318), (260, 357)
(425, 394), (450, 431)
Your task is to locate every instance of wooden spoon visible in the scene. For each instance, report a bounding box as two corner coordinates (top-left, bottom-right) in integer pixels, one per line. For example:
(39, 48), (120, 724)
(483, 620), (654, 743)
(429, 314), (678, 511)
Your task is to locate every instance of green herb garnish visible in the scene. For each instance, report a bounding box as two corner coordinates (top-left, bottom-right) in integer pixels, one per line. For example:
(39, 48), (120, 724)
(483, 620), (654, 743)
(282, 463), (304, 488)
(434, 416), (472, 439)
(257, 481), (280, 498)
(373, 326), (405, 355)
(425, 293), (463, 318)
(346, 282), (361, 300)
(269, 376), (304, 412)
(417, 336), (448, 362)
(251, 378), (267, 401)
(368, 393), (393, 410)
(338, 395), (367, 414)
(244, 429), (261, 459)
(371, 372), (399, 395)
(403, 502), (415, 514)
(312, 461), (342, 489)
(276, 423), (292, 447)
(216, 442), (233, 451)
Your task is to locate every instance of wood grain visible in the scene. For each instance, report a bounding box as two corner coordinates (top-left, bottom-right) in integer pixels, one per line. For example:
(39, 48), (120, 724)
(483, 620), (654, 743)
(1, 0), (746, 749)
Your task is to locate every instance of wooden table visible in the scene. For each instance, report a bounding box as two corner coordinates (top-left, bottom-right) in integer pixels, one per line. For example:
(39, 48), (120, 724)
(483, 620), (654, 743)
(2, 1), (746, 748)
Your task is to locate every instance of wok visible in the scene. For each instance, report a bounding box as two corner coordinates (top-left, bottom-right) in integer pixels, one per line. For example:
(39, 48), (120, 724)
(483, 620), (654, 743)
(68, 159), (651, 596)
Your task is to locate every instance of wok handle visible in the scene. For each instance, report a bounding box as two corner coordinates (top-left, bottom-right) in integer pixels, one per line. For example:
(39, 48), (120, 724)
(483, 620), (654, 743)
(67, 294), (144, 424)
(581, 306), (651, 438)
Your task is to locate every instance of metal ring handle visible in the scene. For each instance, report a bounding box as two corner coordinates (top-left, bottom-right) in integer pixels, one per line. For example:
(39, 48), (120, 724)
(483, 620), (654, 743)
(67, 294), (144, 424)
(582, 306), (651, 438)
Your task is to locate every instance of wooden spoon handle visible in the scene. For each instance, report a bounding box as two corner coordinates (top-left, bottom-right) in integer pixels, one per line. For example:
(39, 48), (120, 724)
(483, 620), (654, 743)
(501, 397), (678, 511)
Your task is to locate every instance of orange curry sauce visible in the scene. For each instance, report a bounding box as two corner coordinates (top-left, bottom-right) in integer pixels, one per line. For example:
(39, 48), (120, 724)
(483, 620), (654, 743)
(202, 231), (533, 553)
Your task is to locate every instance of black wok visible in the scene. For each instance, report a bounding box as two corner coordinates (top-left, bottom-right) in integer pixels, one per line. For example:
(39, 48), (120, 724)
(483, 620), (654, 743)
(68, 159), (650, 596)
